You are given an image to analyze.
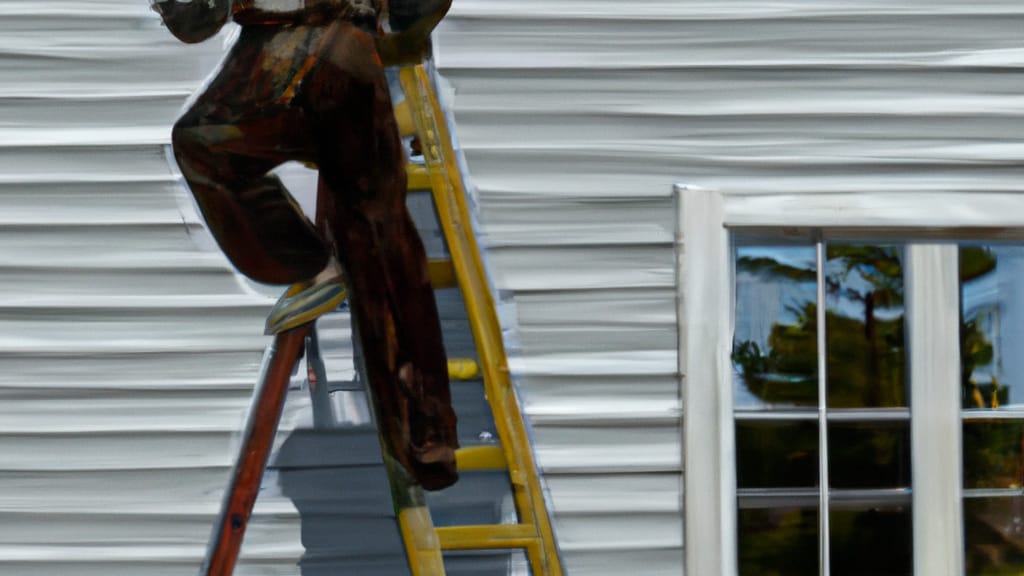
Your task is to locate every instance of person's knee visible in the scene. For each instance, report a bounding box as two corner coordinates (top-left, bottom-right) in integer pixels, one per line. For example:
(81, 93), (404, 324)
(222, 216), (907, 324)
(171, 116), (202, 162)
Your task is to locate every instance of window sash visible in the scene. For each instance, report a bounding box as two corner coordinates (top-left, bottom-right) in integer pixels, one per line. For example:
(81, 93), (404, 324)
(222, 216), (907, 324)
(676, 185), (1018, 576)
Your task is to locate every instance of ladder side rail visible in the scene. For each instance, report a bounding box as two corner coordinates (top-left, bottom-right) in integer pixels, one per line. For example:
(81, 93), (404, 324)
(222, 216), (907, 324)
(201, 326), (311, 576)
(398, 65), (564, 576)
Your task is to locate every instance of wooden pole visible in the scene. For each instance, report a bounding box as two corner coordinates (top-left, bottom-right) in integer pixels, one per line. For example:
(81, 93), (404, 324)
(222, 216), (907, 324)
(200, 325), (311, 576)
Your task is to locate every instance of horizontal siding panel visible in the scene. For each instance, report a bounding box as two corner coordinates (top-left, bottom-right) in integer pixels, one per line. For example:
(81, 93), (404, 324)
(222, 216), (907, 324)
(0, 508), (302, 558)
(562, 550), (683, 576)
(0, 146), (174, 180)
(0, 432), (239, 471)
(0, 352), (264, 390)
(510, 350), (675, 378)
(438, 12), (1024, 69)
(517, 374), (678, 403)
(545, 474), (681, 514)
(532, 425), (681, 473)
(447, 0), (1024, 19)
(555, 513), (682, 552)
(0, 268), (251, 298)
(488, 245), (674, 291)
(0, 182), (197, 224)
(0, 94), (186, 128)
(518, 325), (676, 356)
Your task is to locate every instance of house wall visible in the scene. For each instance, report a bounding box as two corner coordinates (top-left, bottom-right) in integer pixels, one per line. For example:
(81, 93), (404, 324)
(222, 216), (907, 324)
(0, 3), (312, 574)
(5, 0), (1024, 574)
(433, 1), (1024, 573)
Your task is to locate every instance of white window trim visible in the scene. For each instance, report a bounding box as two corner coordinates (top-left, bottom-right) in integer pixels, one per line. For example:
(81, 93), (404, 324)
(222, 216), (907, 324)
(675, 185), (1024, 576)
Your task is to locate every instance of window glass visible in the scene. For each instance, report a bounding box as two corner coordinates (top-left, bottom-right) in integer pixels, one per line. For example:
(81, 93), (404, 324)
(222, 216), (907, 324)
(734, 244), (818, 409)
(734, 238), (912, 574)
(831, 504), (912, 576)
(960, 243), (1024, 575)
(736, 420), (818, 489)
(825, 244), (907, 409)
(961, 245), (1024, 411)
(738, 506), (818, 576)
(964, 496), (1024, 575)
(828, 421), (911, 490)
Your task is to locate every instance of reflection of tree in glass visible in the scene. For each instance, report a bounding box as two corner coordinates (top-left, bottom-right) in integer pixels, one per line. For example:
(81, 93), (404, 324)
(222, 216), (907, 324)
(732, 245), (909, 407)
(959, 248), (1024, 575)
(824, 245), (905, 408)
(735, 246), (1002, 407)
(961, 246), (1000, 409)
(733, 245), (1021, 573)
(732, 253), (818, 406)
(738, 508), (817, 576)
(965, 496), (1024, 575)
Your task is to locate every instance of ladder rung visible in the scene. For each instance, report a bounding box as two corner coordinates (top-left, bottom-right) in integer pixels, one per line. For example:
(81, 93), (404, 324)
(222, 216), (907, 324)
(455, 445), (507, 471)
(428, 258), (456, 289)
(325, 358), (476, 394)
(326, 380), (361, 393)
(436, 524), (539, 551)
(407, 163), (431, 191)
(394, 99), (416, 137)
(447, 358), (479, 381)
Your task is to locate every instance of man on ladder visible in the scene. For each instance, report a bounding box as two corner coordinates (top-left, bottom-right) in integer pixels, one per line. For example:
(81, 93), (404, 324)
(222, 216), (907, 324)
(152, 0), (459, 491)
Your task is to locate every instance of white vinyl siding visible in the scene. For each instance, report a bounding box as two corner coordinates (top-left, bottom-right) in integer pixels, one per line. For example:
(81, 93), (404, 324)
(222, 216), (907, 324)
(8, 1), (1024, 574)
(435, 1), (1024, 574)
(0, 3), (308, 574)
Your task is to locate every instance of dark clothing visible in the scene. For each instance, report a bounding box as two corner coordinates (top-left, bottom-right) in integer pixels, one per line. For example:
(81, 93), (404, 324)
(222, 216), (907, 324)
(172, 18), (457, 489)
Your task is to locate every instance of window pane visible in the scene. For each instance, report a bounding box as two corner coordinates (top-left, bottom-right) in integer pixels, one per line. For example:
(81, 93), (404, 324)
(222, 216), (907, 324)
(829, 421), (911, 490)
(736, 420), (818, 489)
(965, 496), (1024, 575)
(831, 504), (912, 576)
(826, 244), (907, 408)
(960, 244), (1024, 411)
(738, 506), (818, 576)
(963, 420), (1024, 490)
(734, 244), (819, 409)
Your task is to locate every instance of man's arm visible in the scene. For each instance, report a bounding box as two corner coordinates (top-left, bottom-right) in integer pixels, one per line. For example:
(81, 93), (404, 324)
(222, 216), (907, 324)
(151, 0), (232, 44)
(376, 0), (452, 65)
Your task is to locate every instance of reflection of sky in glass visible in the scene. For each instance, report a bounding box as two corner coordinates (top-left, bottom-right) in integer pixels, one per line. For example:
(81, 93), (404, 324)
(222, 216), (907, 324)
(825, 245), (905, 322)
(962, 244), (1024, 410)
(734, 245), (818, 409)
(825, 245), (907, 409)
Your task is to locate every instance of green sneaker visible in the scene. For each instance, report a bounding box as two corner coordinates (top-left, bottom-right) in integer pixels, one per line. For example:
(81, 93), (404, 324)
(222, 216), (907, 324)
(264, 276), (347, 335)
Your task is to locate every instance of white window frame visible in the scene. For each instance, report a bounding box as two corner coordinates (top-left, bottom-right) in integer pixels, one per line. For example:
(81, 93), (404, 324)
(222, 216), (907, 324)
(675, 186), (1024, 576)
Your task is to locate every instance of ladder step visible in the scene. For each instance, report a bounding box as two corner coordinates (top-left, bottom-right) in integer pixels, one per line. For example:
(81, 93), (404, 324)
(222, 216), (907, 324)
(326, 358), (478, 394)
(436, 524), (539, 551)
(428, 258), (456, 289)
(447, 358), (479, 381)
(394, 99), (416, 137)
(455, 445), (507, 471)
(407, 163), (431, 191)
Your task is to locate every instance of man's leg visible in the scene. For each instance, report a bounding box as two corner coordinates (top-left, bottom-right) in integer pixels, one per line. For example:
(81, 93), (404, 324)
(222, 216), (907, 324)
(172, 25), (330, 285)
(303, 20), (458, 490)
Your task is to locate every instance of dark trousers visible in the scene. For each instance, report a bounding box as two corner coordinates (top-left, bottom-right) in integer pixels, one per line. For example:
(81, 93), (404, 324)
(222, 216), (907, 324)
(172, 19), (457, 489)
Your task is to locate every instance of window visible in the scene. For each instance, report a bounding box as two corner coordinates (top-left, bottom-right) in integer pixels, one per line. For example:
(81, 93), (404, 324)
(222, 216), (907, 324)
(677, 187), (1024, 576)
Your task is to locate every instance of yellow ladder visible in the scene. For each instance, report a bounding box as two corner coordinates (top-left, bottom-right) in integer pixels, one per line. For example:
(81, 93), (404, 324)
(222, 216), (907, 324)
(393, 63), (564, 576)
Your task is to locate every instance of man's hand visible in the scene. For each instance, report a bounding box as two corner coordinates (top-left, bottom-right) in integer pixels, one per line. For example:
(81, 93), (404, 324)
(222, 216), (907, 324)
(151, 0), (232, 44)
(377, 0), (453, 66)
